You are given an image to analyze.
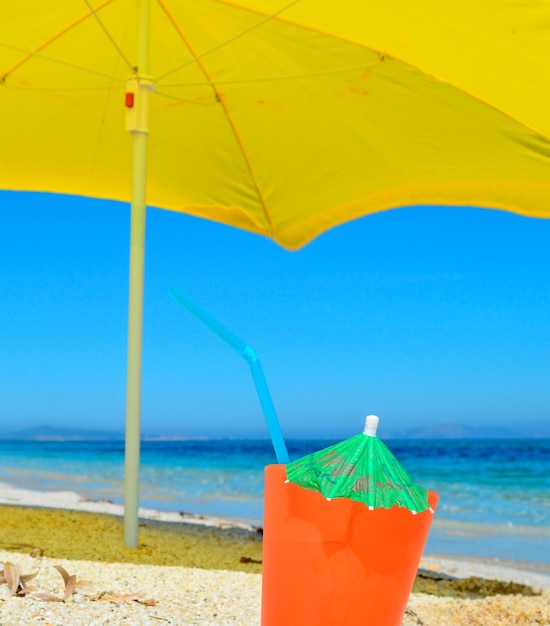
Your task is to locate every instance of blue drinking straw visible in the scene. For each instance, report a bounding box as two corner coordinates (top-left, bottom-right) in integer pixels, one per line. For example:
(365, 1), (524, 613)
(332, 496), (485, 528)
(169, 286), (290, 464)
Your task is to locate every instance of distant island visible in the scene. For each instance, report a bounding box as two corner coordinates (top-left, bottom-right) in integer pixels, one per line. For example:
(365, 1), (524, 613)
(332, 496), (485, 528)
(0, 425), (124, 441)
(0, 422), (548, 441)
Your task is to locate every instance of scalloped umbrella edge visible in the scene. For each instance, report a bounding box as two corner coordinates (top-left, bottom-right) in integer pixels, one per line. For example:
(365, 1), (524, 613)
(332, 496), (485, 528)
(285, 415), (433, 514)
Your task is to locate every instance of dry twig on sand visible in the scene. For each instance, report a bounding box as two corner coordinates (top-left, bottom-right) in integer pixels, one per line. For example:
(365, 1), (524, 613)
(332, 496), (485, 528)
(0, 559), (156, 606)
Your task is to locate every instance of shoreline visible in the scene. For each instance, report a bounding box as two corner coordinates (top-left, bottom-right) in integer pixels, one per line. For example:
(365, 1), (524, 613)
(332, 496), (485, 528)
(1, 480), (549, 585)
(1, 480), (549, 587)
(0, 483), (549, 624)
(0, 480), (261, 530)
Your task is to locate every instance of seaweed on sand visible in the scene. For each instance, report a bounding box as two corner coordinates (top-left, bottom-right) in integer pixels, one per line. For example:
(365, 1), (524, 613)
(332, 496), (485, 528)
(413, 569), (541, 599)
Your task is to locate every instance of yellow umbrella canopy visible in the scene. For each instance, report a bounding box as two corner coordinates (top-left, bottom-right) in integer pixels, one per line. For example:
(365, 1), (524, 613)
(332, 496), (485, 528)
(2, 1), (550, 547)
(2, 0), (550, 248)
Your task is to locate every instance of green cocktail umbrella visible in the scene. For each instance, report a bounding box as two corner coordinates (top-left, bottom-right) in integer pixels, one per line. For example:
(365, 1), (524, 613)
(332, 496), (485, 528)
(286, 415), (432, 514)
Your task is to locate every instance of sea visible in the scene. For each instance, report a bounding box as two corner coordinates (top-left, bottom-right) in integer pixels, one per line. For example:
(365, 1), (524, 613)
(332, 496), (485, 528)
(0, 437), (548, 570)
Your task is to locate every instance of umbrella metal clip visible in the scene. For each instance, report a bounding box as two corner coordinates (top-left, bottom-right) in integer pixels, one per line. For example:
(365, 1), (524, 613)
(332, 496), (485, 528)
(125, 75), (156, 134)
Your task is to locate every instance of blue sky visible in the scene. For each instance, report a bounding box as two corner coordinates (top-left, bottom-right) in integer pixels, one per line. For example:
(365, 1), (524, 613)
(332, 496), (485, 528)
(1, 190), (549, 439)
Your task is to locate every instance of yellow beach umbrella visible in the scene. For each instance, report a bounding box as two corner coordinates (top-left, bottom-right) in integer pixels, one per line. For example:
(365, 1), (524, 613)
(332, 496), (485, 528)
(2, 1), (550, 546)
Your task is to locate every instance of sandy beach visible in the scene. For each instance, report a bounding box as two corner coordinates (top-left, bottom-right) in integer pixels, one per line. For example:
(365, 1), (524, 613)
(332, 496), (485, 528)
(0, 483), (548, 625)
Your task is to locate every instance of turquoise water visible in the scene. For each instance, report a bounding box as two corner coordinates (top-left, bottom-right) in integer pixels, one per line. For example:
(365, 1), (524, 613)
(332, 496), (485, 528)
(0, 438), (548, 566)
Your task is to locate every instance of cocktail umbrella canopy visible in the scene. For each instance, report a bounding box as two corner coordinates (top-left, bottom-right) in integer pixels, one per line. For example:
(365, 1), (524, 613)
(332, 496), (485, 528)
(286, 415), (431, 514)
(2, 1), (550, 546)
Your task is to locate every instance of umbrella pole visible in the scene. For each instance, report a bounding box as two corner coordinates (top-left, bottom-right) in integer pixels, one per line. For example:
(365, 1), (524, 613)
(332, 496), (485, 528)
(124, 135), (147, 548)
(124, 0), (151, 548)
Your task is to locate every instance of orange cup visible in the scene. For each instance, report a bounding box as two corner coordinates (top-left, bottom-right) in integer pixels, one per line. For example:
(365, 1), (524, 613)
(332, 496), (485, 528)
(261, 464), (438, 626)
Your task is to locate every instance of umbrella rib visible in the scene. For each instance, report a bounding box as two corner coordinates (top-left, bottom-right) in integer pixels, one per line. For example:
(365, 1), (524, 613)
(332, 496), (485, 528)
(378, 56), (550, 147)
(0, 42), (124, 85)
(0, 81), (123, 92)
(0, 0), (127, 84)
(82, 0), (135, 74)
(207, 0), (550, 145)
(158, 60), (381, 89)
(156, 0), (276, 236)
(155, 0), (303, 82)
(154, 89), (219, 106)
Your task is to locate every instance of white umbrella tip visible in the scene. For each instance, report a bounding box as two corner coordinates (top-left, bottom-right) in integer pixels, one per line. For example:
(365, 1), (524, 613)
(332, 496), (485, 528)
(364, 415), (379, 437)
